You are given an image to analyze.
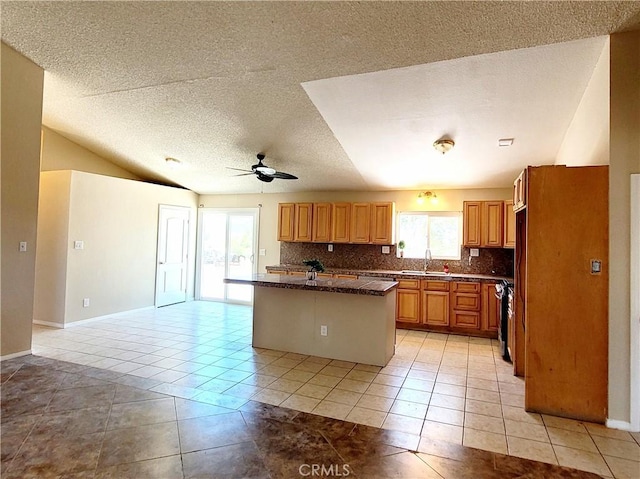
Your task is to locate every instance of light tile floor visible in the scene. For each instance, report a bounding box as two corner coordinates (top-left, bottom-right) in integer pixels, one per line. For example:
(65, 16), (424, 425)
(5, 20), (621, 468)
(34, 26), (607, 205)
(32, 301), (640, 478)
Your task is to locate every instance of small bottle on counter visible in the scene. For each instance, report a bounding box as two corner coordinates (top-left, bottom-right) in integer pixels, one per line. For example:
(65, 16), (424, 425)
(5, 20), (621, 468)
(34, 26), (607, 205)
(443, 263), (450, 274)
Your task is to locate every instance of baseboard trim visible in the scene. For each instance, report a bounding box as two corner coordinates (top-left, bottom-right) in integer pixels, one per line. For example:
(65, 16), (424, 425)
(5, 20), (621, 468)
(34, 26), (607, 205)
(1, 349), (32, 361)
(64, 306), (155, 328)
(33, 320), (65, 329)
(606, 418), (638, 432)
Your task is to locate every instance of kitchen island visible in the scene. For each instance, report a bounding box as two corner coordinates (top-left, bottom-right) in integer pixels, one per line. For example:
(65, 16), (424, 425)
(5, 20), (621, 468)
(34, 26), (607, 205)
(224, 274), (398, 367)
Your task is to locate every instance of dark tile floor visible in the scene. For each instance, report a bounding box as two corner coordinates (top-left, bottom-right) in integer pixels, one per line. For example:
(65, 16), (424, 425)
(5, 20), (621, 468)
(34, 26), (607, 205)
(1, 355), (603, 478)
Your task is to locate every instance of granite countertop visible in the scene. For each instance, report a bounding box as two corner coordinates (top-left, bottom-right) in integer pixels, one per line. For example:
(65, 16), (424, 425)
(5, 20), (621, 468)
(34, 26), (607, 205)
(266, 265), (513, 283)
(224, 273), (398, 296)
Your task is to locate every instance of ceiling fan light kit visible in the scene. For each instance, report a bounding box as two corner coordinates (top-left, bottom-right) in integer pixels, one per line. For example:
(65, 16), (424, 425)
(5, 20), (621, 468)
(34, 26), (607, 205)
(433, 138), (455, 154)
(227, 153), (298, 183)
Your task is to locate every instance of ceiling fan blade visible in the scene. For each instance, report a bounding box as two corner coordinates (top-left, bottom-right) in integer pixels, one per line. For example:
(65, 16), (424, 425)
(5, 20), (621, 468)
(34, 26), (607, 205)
(233, 172), (255, 177)
(227, 167), (253, 173)
(270, 171), (298, 180)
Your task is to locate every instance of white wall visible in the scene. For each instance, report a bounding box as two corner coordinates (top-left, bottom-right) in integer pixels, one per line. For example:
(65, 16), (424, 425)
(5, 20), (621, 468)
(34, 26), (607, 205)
(556, 39), (610, 166)
(1, 43), (44, 357)
(199, 188), (511, 272)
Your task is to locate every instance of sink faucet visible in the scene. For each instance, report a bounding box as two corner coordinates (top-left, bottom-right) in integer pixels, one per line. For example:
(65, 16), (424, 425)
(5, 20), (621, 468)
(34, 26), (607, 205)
(424, 248), (432, 272)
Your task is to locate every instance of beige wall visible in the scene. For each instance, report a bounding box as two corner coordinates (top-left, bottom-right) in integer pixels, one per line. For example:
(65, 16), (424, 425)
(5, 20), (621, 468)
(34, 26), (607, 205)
(41, 126), (141, 180)
(63, 171), (198, 323)
(556, 39), (610, 166)
(199, 188), (511, 273)
(608, 31), (640, 426)
(1, 43), (44, 357)
(33, 171), (72, 326)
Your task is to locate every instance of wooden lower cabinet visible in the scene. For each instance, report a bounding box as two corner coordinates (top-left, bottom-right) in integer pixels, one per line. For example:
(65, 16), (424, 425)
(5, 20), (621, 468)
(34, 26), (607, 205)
(450, 281), (481, 331)
(422, 290), (449, 326)
(481, 283), (500, 331)
(451, 310), (480, 329)
(396, 288), (420, 323)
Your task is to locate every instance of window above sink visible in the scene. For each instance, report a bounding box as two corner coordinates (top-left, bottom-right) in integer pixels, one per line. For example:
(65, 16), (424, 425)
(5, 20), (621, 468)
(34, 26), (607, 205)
(396, 212), (462, 260)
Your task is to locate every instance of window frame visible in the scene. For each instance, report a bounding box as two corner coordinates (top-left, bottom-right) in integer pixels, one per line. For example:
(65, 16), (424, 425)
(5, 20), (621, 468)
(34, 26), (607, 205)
(395, 211), (462, 260)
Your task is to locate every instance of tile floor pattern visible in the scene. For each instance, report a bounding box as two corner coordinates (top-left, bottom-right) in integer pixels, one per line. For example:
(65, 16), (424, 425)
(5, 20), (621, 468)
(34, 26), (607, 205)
(0, 357), (607, 479)
(22, 301), (639, 478)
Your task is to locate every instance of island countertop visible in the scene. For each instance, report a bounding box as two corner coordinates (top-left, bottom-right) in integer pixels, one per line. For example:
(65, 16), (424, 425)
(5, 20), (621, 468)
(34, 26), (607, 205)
(224, 273), (398, 296)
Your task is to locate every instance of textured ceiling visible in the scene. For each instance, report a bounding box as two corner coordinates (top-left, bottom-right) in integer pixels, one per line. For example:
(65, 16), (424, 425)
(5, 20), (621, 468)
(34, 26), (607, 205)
(2, 1), (640, 194)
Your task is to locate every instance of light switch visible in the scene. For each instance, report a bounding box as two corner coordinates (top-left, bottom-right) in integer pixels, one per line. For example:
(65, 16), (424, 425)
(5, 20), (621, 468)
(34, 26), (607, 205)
(259, 249), (266, 256)
(381, 246), (390, 254)
(470, 248), (480, 257)
(591, 259), (602, 274)
(19, 241), (27, 252)
(74, 241), (84, 250)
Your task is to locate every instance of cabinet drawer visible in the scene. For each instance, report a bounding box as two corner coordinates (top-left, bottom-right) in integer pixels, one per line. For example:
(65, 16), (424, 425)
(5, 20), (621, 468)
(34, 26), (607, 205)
(397, 279), (420, 290)
(288, 271), (306, 277)
(451, 310), (480, 329)
(422, 280), (449, 291)
(452, 282), (480, 293)
(316, 273), (333, 278)
(451, 293), (480, 311)
(268, 270), (287, 275)
(334, 274), (358, 279)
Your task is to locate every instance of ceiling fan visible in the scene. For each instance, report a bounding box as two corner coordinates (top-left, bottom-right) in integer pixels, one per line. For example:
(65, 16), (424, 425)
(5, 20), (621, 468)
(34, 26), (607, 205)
(228, 153), (298, 183)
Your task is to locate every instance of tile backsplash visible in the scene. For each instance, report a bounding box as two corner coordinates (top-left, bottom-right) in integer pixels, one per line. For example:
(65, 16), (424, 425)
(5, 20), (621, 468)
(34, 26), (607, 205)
(279, 243), (514, 277)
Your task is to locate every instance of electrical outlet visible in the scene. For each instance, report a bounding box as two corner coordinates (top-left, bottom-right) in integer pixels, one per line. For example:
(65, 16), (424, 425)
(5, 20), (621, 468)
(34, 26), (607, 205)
(328, 244), (333, 252)
(74, 240), (84, 250)
(259, 249), (266, 256)
(19, 241), (27, 252)
(83, 298), (90, 307)
(320, 325), (328, 336)
(470, 248), (480, 257)
(381, 246), (390, 254)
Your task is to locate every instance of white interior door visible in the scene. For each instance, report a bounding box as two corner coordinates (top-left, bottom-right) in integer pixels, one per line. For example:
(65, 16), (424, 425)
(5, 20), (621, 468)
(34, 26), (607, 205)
(196, 208), (258, 304)
(155, 205), (190, 307)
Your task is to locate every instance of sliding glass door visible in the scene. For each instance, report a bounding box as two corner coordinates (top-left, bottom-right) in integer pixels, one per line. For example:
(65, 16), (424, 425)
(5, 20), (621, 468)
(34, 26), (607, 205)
(197, 208), (258, 304)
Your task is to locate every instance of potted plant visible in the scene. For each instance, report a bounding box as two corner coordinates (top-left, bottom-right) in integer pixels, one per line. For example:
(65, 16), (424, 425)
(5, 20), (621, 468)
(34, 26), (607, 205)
(398, 240), (406, 258)
(303, 259), (325, 280)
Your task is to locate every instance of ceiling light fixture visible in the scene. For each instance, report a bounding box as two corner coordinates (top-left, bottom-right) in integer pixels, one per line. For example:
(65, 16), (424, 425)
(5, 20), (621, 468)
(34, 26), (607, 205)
(433, 138), (455, 154)
(498, 138), (514, 147)
(165, 157), (181, 168)
(417, 191), (438, 205)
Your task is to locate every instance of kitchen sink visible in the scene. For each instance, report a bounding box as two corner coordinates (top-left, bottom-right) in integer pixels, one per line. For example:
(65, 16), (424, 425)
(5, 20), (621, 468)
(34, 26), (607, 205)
(401, 270), (449, 276)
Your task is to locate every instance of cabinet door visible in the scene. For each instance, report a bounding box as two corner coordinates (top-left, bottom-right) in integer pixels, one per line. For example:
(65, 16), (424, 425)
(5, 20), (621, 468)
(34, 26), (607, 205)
(370, 202), (394, 244)
(350, 203), (371, 243)
(503, 200), (516, 248)
(481, 283), (500, 332)
(294, 203), (313, 242)
(482, 201), (504, 247)
(331, 203), (351, 243)
(451, 293), (480, 311)
(422, 290), (449, 326)
(513, 169), (527, 211)
(463, 201), (482, 247)
(277, 203), (295, 242)
(397, 289), (420, 323)
(312, 203), (332, 243)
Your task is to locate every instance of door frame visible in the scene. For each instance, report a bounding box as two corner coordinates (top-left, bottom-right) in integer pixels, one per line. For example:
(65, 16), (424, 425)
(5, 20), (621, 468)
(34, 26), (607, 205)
(195, 207), (259, 303)
(155, 204), (191, 307)
(630, 174), (639, 432)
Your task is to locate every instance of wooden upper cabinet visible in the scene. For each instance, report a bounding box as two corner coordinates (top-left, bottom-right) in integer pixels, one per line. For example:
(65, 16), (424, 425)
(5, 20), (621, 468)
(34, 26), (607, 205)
(350, 203), (371, 243)
(513, 169), (527, 211)
(463, 201), (482, 247)
(312, 203), (332, 243)
(482, 201), (504, 248)
(331, 203), (351, 243)
(277, 203), (295, 242)
(370, 202), (394, 245)
(294, 203), (313, 242)
(503, 200), (516, 248)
